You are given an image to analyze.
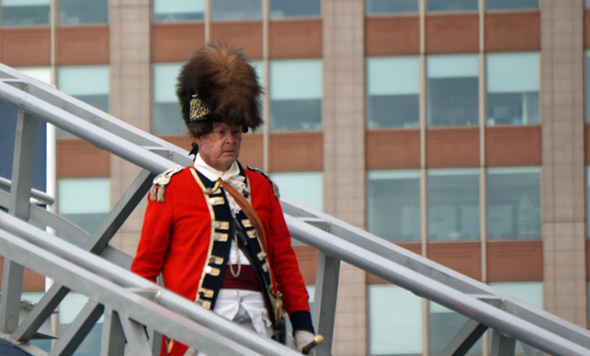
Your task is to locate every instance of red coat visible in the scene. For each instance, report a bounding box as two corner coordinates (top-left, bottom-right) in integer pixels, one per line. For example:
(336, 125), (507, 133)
(131, 165), (311, 355)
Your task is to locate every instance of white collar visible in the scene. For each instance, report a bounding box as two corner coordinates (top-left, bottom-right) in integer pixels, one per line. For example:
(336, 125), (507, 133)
(194, 154), (241, 181)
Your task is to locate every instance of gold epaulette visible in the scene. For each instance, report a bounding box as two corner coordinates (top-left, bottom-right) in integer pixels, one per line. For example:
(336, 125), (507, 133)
(149, 165), (183, 202)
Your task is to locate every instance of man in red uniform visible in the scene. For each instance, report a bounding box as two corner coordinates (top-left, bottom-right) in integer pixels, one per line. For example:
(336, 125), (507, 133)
(131, 42), (316, 356)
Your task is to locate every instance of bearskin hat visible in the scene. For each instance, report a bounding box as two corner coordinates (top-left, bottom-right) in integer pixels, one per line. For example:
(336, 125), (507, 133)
(176, 41), (263, 132)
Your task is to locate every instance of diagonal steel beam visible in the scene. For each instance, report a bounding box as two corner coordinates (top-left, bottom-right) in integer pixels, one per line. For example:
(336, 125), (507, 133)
(47, 300), (104, 356)
(100, 309), (126, 356)
(13, 170), (152, 341)
(438, 319), (488, 356)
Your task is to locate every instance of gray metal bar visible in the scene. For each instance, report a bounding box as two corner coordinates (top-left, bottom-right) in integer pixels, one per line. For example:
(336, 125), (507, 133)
(313, 252), (339, 356)
(119, 311), (153, 356)
(48, 300), (104, 356)
(0, 177), (54, 206)
(0, 212), (302, 356)
(522, 344), (547, 356)
(14, 170), (152, 342)
(86, 169), (154, 254)
(284, 215), (590, 356)
(13, 283), (70, 341)
(438, 320), (487, 356)
(489, 330), (516, 356)
(0, 81), (178, 175)
(101, 309), (126, 356)
(1, 110), (38, 333)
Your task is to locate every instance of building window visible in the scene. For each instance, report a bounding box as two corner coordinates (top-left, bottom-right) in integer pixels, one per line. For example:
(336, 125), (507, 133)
(586, 51), (590, 123)
(487, 167), (540, 240)
(1, 0), (50, 27)
(153, 0), (204, 22)
(271, 172), (323, 212)
(369, 284), (422, 355)
(486, 0), (539, 11)
(58, 0), (108, 25)
(270, 0), (321, 18)
(58, 178), (110, 235)
(212, 0), (262, 20)
(427, 0), (478, 12)
(367, 0), (418, 14)
(270, 59), (322, 131)
(367, 170), (420, 242)
(486, 52), (540, 126)
(428, 169), (480, 241)
(367, 56), (420, 129)
(427, 54), (479, 127)
(429, 302), (482, 355)
(58, 66), (109, 113)
(153, 63), (185, 135)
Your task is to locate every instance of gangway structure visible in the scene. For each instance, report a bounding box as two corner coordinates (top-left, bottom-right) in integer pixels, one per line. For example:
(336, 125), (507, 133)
(0, 63), (589, 356)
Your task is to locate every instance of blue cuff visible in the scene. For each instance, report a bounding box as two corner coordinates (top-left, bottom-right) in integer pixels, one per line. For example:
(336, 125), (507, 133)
(290, 310), (315, 334)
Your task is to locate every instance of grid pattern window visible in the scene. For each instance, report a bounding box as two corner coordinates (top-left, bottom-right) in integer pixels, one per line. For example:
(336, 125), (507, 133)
(153, 63), (185, 135)
(486, 52), (540, 126)
(428, 169), (480, 241)
(486, 0), (539, 11)
(427, 54), (479, 127)
(1, 0), (50, 26)
(212, 0), (262, 20)
(58, 178), (110, 235)
(367, 56), (420, 129)
(270, 59), (322, 131)
(270, 0), (321, 18)
(429, 302), (482, 355)
(368, 284), (422, 355)
(427, 0), (478, 12)
(270, 172), (323, 212)
(367, 0), (418, 14)
(487, 167), (540, 240)
(58, 0), (108, 25)
(367, 171), (420, 242)
(153, 0), (204, 22)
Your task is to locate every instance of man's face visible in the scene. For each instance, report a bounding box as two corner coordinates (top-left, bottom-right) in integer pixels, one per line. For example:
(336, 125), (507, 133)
(193, 122), (243, 171)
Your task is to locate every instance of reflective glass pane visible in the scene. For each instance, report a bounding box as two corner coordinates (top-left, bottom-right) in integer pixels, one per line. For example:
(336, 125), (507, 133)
(1, 0), (50, 26)
(153, 63), (186, 135)
(427, 0), (478, 12)
(429, 302), (482, 355)
(58, 178), (110, 234)
(368, 171), (420, 242)
(270, 0), (321, 18)
(271, 172), (323, 211)
(427, 55), (479, 127)
(367, 56), (419, 128)
(153, 0), (204, 22)
(58, 66), (109, 113)
(58, 0), (108, 25)
(369, 285), (422, 355)
(212, 0), (262, 20)
(428, 169), (480, 241)
(16, 66), (51, 84)
(486, 0), (538, 11)
(486, 52), (540, 126)
(367, 0), (419, 14)
(270, 59), (322, 131)
(487, 167), (540, 240)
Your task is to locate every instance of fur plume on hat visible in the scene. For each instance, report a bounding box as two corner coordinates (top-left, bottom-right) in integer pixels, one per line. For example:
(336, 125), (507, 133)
(176, 41), (263, 130)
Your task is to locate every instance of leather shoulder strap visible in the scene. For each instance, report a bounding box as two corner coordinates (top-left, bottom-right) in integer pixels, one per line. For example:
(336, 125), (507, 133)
(217, 178), (268, 252)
